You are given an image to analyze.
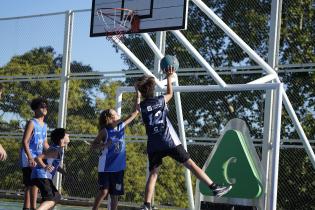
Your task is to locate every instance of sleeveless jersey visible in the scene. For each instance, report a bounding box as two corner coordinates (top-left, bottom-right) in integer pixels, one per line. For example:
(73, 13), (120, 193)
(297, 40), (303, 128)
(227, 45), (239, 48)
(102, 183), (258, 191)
(98, 122), (126, 172)
(31, 145), (63, 180)
(20, 119), (47, 168)
(140, 95), (181, 153)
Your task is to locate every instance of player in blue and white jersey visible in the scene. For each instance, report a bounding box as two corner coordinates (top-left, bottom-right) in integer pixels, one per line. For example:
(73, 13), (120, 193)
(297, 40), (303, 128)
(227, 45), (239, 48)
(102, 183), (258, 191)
(20, 97), (50, 210)
(91, 91), (140, 210)
(31, 128), (70, 210)
(135, 67), (232, 210)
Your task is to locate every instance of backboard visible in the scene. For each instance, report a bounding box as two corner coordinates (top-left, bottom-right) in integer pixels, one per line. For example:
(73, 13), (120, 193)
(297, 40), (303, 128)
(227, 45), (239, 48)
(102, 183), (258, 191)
(90, 0), (188, 37)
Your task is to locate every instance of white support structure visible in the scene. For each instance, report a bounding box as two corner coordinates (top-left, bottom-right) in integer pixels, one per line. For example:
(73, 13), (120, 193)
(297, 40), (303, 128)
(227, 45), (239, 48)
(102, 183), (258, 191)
(191, 0), (278, 77)
(189, 0), (315, 170)
(111, 37), (165, 90)
(269, 84), (283, 210)
(263, 0), (283, 209)
(109, 2), (315, 210)
(141, 33), (164, 59)
(117, 83), (281, 94)
(171, 30), (227, 88)
(55, 10), (74, 191)
(247, 74), (277, 85)
(173, 74), (195, 210)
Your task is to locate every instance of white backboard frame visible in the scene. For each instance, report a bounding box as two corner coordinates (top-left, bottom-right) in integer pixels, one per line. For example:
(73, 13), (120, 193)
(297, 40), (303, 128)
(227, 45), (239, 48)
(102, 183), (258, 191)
(90, 0), (188, 37)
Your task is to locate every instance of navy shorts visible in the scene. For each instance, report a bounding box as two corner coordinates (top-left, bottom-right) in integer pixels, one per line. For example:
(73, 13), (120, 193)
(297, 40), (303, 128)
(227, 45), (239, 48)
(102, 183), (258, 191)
(98, 171), (124, 195)
(32, 178), (61, 202)
(148, 144), (190, 171)
(22, 167), (34, 187)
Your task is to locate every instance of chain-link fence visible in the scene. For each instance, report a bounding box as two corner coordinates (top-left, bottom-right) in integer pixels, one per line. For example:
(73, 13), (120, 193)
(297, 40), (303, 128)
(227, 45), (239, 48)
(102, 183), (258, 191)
(0, 0), (315, 209)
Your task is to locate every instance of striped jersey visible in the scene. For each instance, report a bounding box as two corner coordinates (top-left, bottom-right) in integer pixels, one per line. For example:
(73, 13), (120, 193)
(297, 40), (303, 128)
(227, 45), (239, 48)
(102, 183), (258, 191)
(20, 119), (47, 168)
(140, 95), (181, 153)
(98, 122), (126, 172)
(31, 145), (63, 180)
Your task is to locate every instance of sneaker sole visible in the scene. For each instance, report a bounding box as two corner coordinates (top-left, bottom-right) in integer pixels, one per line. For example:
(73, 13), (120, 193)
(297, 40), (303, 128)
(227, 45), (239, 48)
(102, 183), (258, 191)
(216, 185), (232, 197)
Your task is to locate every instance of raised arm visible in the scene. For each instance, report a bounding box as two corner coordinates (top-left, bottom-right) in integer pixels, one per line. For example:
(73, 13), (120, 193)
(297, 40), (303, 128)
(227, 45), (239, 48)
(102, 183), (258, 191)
(22, 121), (36, 167)
(123, 88), (141, 126)
(164, 67), (175, 103)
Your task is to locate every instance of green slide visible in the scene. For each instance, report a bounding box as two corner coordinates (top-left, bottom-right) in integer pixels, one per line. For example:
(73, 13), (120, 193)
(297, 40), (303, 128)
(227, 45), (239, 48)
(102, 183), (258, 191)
(200, 130), (263, 198)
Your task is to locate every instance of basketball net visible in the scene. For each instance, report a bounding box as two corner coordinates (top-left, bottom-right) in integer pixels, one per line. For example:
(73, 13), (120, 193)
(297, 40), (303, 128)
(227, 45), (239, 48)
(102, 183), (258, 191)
(96, 8), (140, 42)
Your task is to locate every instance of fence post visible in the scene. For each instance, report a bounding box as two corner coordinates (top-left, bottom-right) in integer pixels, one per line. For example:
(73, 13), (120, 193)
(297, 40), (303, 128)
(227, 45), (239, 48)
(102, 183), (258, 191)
(55, 10), (74, 192)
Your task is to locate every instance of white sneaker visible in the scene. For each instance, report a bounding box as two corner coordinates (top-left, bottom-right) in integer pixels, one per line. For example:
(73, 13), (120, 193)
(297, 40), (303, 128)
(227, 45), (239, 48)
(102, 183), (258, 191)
(212, 185), (232, 197)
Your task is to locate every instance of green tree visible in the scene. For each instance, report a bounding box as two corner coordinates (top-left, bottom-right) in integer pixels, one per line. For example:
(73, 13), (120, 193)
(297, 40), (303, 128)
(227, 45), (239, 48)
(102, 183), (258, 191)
(0, 47), (100, 133)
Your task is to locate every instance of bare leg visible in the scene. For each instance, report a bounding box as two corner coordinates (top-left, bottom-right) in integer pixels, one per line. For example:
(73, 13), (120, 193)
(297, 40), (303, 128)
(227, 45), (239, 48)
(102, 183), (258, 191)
(110, 195), (118, 210)
(183, 158), (214, 186)
(23, 187), (31, 209)
(30, 185), (38, 209)
(92, 189), (109, 210)
(37, 201), (55, 210)
(144, 167), (159, 203)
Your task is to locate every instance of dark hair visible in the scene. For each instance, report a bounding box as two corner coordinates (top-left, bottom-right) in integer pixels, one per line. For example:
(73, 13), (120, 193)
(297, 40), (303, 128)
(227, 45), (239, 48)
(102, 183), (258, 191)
(98, 109), (113, 131)
(0, 83), (3, 91)
(30, 97), (47, 111)
(50, 128), (66, 145)
(136, 76), (155, 99)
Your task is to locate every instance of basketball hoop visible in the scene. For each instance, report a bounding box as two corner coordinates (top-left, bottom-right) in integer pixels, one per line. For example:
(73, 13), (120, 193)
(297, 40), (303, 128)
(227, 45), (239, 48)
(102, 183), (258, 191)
(96, 8), (140, 42)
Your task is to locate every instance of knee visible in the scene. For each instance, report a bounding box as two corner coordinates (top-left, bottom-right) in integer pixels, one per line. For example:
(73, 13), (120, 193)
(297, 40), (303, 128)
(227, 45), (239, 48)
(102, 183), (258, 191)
(99, 189), (108, 197)
(149, 168), (159, 177)
(183, 158), (194, 169)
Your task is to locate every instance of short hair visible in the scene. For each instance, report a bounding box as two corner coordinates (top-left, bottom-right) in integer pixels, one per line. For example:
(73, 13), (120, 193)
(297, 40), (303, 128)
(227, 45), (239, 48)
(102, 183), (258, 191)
(136, 76), (156, 99)
(30, 97), (47, 111)
(0, 83), (3, 91)
(50, 128), (66, 145)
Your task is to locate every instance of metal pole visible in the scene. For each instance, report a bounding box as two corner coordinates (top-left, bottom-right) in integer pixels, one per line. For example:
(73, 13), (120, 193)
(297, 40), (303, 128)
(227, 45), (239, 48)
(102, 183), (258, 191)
(56, 10), (73, 191)
(112, 90), (123, 210)
(171, 30), (227, 88)
(115, 90), (122, 114)
(111, 38), (164, 90)
(152, 32), (164, 208)
(118, 83), (280, 93)
(142, 33), (164, 59)
(269, 83), (283, 210)
(247, 74), (277, 85)
(262, 0), (283, 209)
(192, 0), (315, 192)
(190, 0), (315, 168)
(282, 93), (315, 168)
(191, 0), (278, 77)
(173, 75), (195, 210)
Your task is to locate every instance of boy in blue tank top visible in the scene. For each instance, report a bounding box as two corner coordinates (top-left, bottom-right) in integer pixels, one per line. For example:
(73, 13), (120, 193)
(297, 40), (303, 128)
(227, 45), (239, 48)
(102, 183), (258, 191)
(91, 90), (140, 210)
(20, 97), (49, 210)
(135, 67), (232, 210)
(31, 128), (70, 210)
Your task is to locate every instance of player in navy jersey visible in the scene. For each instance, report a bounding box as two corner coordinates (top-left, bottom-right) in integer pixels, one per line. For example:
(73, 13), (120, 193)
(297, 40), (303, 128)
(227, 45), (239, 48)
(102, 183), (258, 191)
(20, 97), (50, 210)
(91, 90), (141, 210)
(31, 128), (70, 210)
(135, 67), (232, 210)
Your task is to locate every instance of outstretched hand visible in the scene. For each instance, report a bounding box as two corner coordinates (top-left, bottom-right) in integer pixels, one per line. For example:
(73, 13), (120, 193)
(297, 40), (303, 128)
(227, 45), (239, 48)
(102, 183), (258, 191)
(45, 164), (55, 173)
(165, 66), (175, 77)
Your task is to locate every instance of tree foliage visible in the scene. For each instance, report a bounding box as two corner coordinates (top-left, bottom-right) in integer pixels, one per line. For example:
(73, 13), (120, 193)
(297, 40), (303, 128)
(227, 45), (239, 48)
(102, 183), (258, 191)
(0, 0), (314, 208)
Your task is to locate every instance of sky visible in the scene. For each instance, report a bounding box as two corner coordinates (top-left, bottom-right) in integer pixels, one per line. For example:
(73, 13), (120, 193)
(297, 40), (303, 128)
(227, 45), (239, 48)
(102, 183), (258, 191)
(0, 0), (128, 72)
